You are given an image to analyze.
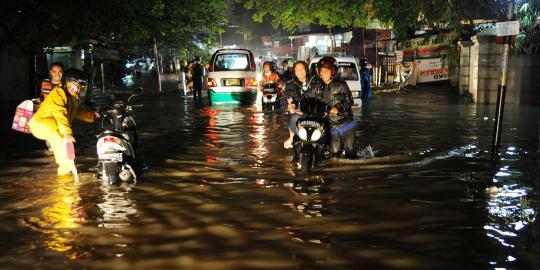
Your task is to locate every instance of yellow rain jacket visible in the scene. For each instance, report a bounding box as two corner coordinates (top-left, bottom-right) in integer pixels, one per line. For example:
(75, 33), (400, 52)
(29, 85), (95, 175)
(32, 85), (95, 135)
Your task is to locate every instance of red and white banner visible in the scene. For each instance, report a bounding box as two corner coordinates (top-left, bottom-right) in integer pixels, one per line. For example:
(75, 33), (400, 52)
(416, 58), (449, 83)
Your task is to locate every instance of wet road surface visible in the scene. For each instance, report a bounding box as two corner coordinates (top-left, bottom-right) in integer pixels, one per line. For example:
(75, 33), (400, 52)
(1, 84), (539, 269)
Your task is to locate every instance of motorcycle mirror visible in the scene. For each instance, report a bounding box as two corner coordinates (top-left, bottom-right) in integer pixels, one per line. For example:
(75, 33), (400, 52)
(132, 87), (143, 96)
(128, 87), (143, 103)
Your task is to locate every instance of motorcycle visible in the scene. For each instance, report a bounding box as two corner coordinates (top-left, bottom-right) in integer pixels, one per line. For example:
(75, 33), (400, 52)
(95, 87), (143, 184)
(261, 82), (281, 111)
(292, 98), (329, 172)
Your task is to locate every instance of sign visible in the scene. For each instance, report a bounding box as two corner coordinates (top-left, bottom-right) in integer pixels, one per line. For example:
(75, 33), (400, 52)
(496, 21), (520, 36)
(417, 58), (449, 83)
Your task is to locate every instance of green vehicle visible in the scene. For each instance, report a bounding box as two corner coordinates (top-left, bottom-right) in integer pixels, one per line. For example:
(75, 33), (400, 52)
(207, 49), (258, 105)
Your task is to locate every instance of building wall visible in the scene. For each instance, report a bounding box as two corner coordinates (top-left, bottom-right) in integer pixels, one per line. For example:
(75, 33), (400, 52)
(468, 35), (501, 104)
(457, 41), (472, 93)
(463, 34), (540, 104)
(507, 55), (540, 105)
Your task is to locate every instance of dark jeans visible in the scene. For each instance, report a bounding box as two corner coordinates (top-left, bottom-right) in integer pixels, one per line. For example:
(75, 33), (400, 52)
(330, 121), (357, 158)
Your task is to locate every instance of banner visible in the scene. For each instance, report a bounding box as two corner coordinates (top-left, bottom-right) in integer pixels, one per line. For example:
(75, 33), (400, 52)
(416, 58), (449, 83)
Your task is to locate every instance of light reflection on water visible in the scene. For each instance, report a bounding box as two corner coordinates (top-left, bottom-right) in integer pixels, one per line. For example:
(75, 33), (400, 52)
(3, 88), (540, 269)
(97, 184), (138, 228)
(19, 176), (88, 260)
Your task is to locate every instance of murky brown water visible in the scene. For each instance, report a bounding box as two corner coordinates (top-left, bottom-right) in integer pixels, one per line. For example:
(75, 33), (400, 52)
(1, 84), (539, 269)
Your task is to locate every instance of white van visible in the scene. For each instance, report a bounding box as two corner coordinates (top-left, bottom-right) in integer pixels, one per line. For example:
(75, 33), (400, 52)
(207, 49), (258, 104)
(309, 54), (362, 107)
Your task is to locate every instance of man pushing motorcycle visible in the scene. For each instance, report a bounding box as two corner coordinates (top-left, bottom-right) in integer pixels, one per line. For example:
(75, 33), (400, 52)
(29, 68), (99, 175)
(298, 56), (357, 159)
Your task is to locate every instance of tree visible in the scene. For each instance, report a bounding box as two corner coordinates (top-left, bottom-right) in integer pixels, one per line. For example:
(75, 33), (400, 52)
(243, 0), (371, 31)
(1, 0), (229, 57)
(241, 0), (499, 40)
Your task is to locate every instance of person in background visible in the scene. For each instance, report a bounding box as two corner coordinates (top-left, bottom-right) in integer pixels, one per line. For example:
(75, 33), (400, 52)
(279, 59), (294, 82)
(28, 68), (99, 175)
(191, 56), (205, 103)
(134, 62), (142, 78)
(184, 61), (193, 94)
(260, 61), (280, 85)
(359, 58), (371, 102)
(36, 62), (64, 102)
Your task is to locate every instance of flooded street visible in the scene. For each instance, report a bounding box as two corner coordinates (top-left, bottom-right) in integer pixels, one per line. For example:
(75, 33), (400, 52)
(1, 86), (539, 269)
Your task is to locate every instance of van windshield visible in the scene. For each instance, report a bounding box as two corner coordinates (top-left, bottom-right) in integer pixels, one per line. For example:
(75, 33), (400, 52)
(213, 53), (250, 71)
(337, 62), (359, 81)
(309, 61), (359, 81)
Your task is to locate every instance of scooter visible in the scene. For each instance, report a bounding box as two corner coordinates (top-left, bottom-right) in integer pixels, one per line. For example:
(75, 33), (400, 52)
(292, 98), (329, 172)
(95, 87), (143, 184)
(261, 82), (281, 111)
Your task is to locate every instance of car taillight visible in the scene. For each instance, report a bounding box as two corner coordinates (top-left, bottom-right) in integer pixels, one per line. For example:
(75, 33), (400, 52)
(207, 78), (218, 88)
(246, 78), (258, 87)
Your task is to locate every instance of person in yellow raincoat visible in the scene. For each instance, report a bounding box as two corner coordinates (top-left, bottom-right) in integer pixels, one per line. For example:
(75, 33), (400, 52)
(29, 68), (99, 175)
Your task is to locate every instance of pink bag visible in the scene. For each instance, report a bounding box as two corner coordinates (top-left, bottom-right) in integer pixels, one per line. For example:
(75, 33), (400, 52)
(11, 100), (35, 134)
(65, 141), (76, 161)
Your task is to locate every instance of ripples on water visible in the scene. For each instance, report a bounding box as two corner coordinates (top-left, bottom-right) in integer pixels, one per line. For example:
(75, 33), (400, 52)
(1, 89), (539, 269)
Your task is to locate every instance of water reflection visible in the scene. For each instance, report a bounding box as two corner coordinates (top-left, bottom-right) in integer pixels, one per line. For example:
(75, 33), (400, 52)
(283, 178), (334, 218)
(248, 110), (268, 167)
(483, 146), (537, 268)
(21, 176), (87, 259)
(97, 183), (138, 228)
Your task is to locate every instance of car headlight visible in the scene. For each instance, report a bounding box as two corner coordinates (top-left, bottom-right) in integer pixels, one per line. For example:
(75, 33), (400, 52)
(298, 128), (308, 141)
(311, 129), (322, 141)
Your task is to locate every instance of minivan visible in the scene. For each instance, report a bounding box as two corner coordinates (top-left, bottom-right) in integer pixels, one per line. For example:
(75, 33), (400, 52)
(207, 49), (258, 104)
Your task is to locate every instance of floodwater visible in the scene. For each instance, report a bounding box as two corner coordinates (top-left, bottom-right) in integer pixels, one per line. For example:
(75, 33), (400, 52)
(1, 85), (539, 269)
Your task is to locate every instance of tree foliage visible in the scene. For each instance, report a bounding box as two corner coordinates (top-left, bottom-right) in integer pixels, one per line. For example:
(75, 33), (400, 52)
(242, 0), (500, 39)
(243, 0), (370, 32)
(1, 0), (229, 56)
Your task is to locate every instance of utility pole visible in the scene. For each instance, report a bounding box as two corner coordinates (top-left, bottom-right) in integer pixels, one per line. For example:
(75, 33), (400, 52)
(492, 0), (517, 158)
(153, 38), (162, 92)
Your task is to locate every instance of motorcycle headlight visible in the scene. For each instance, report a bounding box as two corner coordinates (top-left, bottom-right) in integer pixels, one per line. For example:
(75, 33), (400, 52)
(311, 129), (322, 141)
(298, 128), (308, 141)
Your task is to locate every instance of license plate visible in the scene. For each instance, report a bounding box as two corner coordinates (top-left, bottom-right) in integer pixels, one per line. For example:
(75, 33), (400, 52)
(225, 79), (241, 86)
(99, 153), (123, 162)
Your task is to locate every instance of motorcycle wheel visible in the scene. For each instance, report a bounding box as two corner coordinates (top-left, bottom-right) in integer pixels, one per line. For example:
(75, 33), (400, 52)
(102, 162), (120, 185)
(119, 167), (134, 182)
(298, 153), (314, 172)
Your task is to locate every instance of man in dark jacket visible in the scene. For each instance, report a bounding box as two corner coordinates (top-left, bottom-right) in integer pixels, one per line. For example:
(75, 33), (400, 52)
(191, 56), (205, 103)
(301, 56), (357, 158)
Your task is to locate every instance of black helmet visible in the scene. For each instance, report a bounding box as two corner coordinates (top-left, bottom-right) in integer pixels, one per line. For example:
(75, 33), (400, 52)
(317, 56), (338, 77)
(263, 61), (277, 72)
(62, 68), (87, 95)
(62, 68), (87, 85)
(360, 58), (368, 67)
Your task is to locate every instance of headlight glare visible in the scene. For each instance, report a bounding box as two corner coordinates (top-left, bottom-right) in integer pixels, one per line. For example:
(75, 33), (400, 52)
(298, 128), (308, 141)
(311, 129), (322, 141)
